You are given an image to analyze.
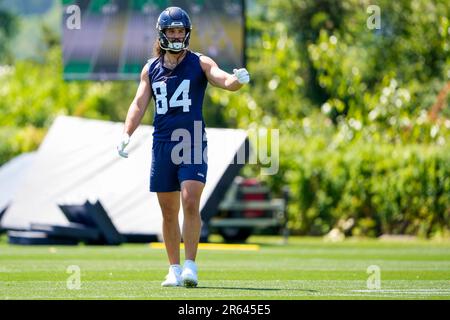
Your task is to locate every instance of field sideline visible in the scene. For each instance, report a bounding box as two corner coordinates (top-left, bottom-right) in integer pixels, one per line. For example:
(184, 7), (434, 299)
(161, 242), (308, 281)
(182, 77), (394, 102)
(0, 235), (449, 300)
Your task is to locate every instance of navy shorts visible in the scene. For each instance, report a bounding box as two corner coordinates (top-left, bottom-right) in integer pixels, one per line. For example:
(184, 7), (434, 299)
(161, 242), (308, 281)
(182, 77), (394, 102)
(150, 141), (208, 192)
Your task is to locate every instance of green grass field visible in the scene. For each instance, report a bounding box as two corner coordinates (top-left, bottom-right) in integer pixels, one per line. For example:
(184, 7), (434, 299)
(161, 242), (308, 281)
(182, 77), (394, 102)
(0, 235), (449, 300)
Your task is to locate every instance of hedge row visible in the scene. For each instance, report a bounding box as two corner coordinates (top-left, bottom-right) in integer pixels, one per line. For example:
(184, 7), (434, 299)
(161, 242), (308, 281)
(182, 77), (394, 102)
(283, 140), (450, 238)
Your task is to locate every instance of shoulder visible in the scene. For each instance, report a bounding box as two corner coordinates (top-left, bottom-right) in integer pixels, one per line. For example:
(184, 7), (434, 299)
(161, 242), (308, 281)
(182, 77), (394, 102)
(142, 57), (162, 82)
(189, 51), (204, 59)
(189, 51), (215, 65)
(140, 59), (156, 81)
(197, 54), (218, 73)
(146, 57), (160, 72)
(185, 51), (215, 73)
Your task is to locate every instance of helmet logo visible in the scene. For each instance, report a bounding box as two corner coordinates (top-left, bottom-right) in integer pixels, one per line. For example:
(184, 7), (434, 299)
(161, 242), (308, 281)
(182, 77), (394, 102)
(170, 22), (184, 27)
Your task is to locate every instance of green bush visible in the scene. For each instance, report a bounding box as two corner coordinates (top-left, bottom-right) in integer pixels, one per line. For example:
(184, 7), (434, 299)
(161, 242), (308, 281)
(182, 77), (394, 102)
(279, 129), (450, 238)
(0, 126), (45, 164)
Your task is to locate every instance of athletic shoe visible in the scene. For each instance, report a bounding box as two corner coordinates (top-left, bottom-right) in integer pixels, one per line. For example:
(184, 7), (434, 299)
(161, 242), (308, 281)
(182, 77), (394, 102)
(161, 264), (182, 287)
(181, 260), (198, 288)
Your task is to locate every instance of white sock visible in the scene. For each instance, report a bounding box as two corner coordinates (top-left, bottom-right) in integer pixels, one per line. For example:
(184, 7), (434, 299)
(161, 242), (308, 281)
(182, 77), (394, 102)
(184, 260), (197, 270)
(170, 264), (181, 271)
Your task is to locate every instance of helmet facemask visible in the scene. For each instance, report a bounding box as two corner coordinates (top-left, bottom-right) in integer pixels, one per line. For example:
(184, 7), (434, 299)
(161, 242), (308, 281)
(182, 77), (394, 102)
(158, 28), (191, 53)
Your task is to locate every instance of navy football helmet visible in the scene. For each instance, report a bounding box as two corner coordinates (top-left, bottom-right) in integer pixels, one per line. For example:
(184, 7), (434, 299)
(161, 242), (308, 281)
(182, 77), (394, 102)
(156, 7), (192, 52)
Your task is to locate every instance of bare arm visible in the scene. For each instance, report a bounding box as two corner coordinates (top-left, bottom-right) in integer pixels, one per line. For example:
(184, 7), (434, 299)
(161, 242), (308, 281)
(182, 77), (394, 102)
(123, 64), (152, 136)
(199, 55), (244, 91)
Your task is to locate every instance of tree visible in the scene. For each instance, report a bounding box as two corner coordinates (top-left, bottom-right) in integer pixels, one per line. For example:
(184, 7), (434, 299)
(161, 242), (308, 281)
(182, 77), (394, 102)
(0, 0), (18, 64)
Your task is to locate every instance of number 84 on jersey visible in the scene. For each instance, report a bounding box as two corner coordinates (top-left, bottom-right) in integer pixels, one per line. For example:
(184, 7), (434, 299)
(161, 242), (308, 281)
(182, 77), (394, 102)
(152, 80), (192, 114)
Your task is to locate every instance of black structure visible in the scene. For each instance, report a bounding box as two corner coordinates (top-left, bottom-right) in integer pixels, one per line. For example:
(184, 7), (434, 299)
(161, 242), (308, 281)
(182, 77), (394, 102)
(59, 200), (125, 245)
(0, 205), (7, 234)
(30, 222), (101, 242)
(8, 200), (128, 246)
(8, 230), (79, 245)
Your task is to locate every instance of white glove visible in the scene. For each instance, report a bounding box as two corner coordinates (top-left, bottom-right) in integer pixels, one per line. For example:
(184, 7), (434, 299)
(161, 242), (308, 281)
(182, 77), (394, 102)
(233, 68), (250, 84)
(117, 133), (130, 158)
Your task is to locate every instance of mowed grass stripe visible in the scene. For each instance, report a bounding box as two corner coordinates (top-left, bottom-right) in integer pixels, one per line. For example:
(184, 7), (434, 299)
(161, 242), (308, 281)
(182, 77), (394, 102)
(150, 242), (260, 251)
(1, 280), (449, 300)
(0, 236), (449, 299)
(2, 270), (449, 282)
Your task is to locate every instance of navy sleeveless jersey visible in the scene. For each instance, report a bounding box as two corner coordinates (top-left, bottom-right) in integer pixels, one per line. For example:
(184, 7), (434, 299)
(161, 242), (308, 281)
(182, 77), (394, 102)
(148, 51), (208, 142)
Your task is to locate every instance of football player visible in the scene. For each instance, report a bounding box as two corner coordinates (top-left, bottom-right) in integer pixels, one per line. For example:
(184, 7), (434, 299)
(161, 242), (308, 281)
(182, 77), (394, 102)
(117, 6), (250, 287)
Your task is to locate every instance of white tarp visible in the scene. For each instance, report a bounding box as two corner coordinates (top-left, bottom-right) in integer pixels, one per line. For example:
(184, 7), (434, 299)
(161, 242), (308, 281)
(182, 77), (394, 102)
(1, 116), (248, 237)
(0, 152), (36, 215)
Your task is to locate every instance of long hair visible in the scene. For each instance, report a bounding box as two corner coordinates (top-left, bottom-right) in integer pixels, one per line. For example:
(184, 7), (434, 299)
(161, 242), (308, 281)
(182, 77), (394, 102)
(153, 40), (165, 58)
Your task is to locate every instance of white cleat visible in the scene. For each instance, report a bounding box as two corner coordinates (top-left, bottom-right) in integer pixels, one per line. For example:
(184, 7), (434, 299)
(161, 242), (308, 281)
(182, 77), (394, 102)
(181, 260), (198, 288)
(161, 265), (182, 287)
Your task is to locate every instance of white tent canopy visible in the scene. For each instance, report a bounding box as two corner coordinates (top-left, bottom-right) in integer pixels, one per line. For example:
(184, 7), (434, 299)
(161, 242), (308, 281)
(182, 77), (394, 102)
(0, 152), (36, 215)
(1, 116), (249, 238)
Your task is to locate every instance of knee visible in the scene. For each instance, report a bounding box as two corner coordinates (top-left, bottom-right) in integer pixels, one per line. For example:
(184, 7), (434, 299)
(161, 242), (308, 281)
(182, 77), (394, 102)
(182, 197), (199, 216)
(161, 207), (179, 223)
